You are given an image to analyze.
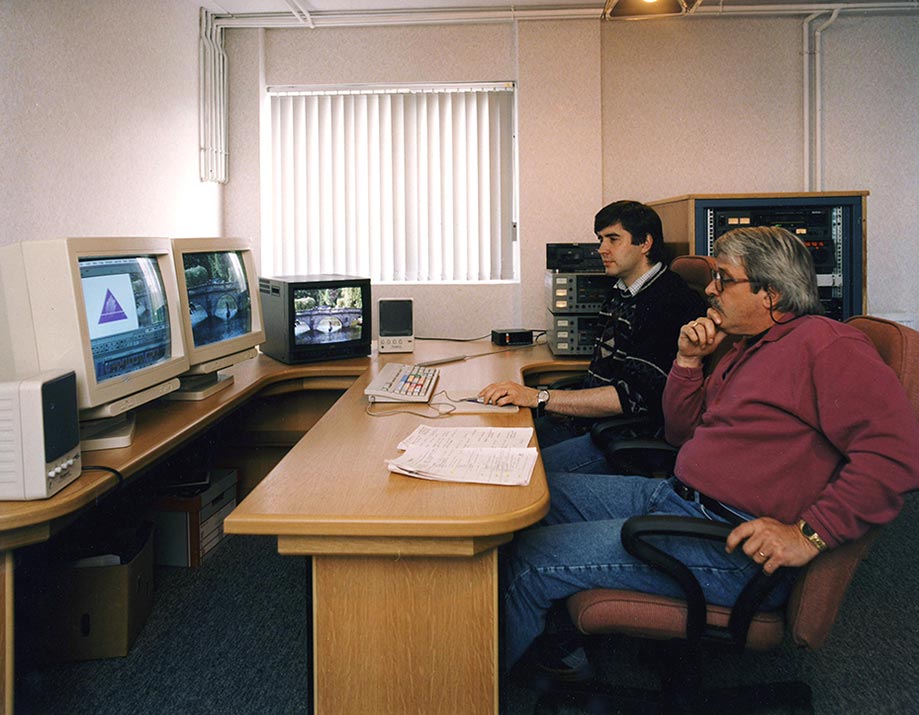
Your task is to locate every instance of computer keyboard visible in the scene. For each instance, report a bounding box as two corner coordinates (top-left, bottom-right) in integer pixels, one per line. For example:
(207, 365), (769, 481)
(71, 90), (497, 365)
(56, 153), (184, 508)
(364, 363), (440, 403)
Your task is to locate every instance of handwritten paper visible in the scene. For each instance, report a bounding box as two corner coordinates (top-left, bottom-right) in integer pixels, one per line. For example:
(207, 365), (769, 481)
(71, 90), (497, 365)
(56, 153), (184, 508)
(397, 425), (534, 451)
(388, 426), (537, 486)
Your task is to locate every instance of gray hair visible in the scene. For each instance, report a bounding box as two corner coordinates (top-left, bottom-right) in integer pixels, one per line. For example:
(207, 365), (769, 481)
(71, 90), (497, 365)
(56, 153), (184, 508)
(713, 226), (824, 316)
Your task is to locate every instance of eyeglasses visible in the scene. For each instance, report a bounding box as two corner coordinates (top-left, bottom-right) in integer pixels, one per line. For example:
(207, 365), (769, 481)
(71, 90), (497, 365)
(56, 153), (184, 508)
(710, 268), (752, 293)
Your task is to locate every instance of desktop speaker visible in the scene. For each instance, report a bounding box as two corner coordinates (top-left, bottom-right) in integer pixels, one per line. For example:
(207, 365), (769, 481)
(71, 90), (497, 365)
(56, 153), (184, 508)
(378, 298), (414, 353)
(0, 370), (82, 500)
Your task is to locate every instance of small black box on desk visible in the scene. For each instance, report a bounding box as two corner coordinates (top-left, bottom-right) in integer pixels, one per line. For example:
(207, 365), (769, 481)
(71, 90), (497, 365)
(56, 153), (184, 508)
(149, 469), (237, 568)
(491, 329), (533, 346)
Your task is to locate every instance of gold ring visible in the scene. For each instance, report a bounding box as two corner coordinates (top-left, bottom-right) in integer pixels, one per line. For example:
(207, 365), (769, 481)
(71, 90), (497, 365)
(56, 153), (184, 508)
(690, 321), (699, 327)
(758, 551), (766, 558)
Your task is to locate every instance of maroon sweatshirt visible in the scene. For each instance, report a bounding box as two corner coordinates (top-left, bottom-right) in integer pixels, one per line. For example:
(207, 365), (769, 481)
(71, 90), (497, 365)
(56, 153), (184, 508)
(664, 315), (919, 549)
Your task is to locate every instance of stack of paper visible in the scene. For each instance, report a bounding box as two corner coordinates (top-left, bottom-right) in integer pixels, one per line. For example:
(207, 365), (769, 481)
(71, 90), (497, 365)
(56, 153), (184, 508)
(387, 425), (538, 486)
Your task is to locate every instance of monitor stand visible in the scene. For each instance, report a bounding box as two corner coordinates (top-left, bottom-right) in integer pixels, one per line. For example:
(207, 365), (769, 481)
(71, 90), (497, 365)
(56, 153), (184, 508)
(80, 412), (136, 451)
(164, 372), (234, 401)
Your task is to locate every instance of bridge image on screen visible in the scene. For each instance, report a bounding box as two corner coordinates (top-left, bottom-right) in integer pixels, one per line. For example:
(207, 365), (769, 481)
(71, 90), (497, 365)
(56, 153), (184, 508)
(293, 287), (364, 346)
(181, 250), (253, 349)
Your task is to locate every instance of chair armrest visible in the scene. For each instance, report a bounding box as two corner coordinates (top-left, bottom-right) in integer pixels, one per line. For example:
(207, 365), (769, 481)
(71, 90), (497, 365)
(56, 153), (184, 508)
(591, 424), (678, 478)
(622, 515), (784, 648)
(589, 416), (657, 441)
(545, 374), (585, 390)
(596, 436), (679, 455)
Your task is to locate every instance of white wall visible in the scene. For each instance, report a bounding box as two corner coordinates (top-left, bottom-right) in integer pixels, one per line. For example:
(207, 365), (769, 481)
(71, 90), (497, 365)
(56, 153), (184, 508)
(598, 14), (919, 319)
(822, 15), (919, 318)
(3, 4), (916, 329)
(599, 17), (803, 199)
(224, 12), (919, 338)
(0, 0), (222, 246)
(517, 20), (603, 334)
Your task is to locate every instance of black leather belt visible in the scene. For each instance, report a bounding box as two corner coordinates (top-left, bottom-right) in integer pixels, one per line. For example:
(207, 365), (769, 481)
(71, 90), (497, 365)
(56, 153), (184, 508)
(672, 479), (747, 527)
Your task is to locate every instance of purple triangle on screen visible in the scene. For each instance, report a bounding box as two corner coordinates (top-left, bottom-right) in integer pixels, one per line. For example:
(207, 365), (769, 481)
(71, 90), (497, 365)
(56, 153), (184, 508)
(99, 289), (128, 324)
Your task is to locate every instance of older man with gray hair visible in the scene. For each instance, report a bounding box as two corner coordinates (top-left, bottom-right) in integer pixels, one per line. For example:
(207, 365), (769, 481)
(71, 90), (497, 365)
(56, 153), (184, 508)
(504, 225), (919, 681)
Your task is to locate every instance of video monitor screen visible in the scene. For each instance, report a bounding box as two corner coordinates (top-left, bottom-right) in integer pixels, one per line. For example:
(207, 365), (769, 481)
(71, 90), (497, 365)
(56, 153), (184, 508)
(293, 286), (364, 346)
(181, 250), (253, 348)
(79, 256), (172, 383)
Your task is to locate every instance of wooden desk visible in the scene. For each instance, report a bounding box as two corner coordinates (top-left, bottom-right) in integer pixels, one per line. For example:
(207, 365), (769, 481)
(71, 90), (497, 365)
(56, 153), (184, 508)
(225, 341), (581, 714)
(0, 353), (371, 714)
(0, 341), (584, 714)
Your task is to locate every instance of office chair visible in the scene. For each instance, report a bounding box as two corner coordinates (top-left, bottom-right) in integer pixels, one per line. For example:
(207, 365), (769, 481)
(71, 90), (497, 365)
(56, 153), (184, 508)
(537, 315), (919, 715)
(588, 254), (719, 477)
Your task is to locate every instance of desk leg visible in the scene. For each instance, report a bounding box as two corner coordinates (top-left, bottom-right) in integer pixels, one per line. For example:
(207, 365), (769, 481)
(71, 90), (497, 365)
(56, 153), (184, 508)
(0, 550), (12, 715)
(312, 549), (498, 714)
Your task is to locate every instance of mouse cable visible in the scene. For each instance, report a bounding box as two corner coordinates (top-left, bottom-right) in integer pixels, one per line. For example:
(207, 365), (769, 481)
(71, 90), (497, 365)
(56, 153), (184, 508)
(364, 391), (457, 419)
(82, 465), (126, 505)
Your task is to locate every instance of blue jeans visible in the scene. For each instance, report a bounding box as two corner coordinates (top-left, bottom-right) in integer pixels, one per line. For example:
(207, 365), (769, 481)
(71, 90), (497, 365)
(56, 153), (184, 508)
(539, 432), (610, 474)
(502, 474), (795, 671)
(534, 413), (583, 448)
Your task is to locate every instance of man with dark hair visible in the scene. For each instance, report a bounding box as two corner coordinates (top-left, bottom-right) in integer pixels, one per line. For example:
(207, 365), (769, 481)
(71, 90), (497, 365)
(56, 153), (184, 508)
(502, 225), (919, 680)
(480, 200), (706, 474)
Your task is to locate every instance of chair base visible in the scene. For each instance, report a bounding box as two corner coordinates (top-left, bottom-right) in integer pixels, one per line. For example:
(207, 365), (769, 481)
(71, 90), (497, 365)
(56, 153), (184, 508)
(535, 680), (813, 715)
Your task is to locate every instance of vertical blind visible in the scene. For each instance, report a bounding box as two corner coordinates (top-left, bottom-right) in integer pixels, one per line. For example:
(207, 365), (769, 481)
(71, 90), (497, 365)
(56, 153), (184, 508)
(265, 84), (516, 282)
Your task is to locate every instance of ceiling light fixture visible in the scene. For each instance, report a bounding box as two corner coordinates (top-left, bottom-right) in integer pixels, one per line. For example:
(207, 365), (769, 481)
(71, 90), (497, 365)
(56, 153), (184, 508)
(603, 0), (702, 20)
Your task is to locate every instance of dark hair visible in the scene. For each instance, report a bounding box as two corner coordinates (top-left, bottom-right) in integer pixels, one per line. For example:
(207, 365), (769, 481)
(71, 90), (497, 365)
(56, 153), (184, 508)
(713, 226), (824, 316)
(594, 200), (667, 264)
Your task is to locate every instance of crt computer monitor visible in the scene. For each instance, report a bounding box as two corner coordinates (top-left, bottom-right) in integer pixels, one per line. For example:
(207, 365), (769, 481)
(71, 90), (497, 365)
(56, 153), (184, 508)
(0, 237), (189, 450)
(169, 238), (265, 400)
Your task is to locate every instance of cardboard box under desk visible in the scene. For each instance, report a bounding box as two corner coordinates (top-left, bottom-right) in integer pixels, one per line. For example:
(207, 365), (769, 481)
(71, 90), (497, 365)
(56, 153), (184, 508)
(31, 522), (155, 662)
(150, 469), (237, 568)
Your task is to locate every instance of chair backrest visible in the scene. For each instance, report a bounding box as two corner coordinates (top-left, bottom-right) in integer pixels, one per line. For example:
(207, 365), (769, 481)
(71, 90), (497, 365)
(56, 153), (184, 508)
(785, 315), (919, 649)
(847, 315), (919, 420)
(670, 254), (714, 298)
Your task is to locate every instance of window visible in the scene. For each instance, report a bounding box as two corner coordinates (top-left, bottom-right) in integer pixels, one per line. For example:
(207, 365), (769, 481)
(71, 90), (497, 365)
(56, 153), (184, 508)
(264, 84), (516, 283)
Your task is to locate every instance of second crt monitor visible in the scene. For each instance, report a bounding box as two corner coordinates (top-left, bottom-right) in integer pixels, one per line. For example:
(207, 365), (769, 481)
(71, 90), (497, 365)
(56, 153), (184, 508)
(168, 237), (265, 400)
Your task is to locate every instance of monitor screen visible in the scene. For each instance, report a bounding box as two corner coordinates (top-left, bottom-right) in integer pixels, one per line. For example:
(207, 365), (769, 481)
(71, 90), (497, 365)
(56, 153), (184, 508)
(293, 287), (365, 347)
(181, 250), (253, 349)
(79, 256), (173, 384)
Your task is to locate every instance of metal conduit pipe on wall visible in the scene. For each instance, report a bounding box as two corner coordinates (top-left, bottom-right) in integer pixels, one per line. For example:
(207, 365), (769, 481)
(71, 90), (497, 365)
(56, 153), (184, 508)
(199, 9), (229, 184)
(813, 8), (840, 192)
(802, 11), (823, 191)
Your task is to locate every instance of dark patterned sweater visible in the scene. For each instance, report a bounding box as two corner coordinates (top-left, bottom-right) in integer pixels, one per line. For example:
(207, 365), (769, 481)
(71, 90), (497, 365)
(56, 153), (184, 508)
(584, 266), (707, 432)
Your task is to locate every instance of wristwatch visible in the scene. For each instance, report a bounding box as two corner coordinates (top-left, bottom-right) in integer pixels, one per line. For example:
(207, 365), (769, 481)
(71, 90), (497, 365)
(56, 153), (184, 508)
(798, 519), (828, 552)
(536, 389), (551, 418)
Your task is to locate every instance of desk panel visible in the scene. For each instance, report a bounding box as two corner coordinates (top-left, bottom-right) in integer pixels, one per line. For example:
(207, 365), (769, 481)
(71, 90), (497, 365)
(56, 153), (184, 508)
(312, 551), (498, 714)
